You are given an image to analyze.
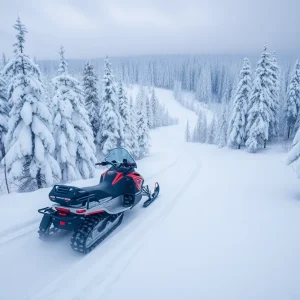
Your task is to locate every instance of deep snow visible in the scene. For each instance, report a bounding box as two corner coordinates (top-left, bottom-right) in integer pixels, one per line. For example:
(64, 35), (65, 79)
(0, 87), (300, 300)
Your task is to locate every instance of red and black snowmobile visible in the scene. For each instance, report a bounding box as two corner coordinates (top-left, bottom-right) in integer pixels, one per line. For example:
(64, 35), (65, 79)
(38, 148), (160, 253)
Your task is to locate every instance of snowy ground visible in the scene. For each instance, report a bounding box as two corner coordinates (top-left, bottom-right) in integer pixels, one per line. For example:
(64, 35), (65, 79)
(1, 88), (300, 300)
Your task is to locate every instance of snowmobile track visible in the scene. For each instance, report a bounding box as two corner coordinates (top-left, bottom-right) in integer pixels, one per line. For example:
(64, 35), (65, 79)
(70, 213), (123, 254)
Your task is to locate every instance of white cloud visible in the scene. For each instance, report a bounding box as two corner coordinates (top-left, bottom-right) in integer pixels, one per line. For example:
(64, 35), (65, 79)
(0, 0), (299, 59)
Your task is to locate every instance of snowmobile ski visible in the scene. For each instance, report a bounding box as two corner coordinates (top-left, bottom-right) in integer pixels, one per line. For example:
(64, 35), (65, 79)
(143, 182), (160, 207)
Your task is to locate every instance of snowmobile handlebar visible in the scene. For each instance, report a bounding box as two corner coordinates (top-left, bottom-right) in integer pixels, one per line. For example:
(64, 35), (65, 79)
(95, 160), (137, 168)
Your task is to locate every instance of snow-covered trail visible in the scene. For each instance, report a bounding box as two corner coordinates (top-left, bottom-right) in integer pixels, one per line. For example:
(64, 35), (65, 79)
(1, 88), (300, 300)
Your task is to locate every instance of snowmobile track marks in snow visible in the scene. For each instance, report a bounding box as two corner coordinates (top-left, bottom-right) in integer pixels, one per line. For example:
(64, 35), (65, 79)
(0, 220), (39, 246)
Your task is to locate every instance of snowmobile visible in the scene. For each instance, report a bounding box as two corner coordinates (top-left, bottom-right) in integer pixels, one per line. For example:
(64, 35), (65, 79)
(38, 147), (160, 254)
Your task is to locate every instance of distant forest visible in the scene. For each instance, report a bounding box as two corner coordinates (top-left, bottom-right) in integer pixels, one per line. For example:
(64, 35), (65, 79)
(37, 53), (296, 104)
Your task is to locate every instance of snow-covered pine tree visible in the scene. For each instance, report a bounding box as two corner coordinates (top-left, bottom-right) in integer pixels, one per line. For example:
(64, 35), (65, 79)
(146, 94), (154, 129)
(173, 80), (183, 104)
(196, 65), (212, 103)
(0, 73), (9, 193)
(136, 96), (150, 158)
(286, 128), (300, 178)
(150, 87), (158, 128)
(193, 111), (207, 143)
(58, 46), (68, 75)
(173, 80), (179, 99)
(269, 52), (280, 139)
(52, 46), (96, 181)
(245, 46), (273, 152)
(185, 120), (191, 142)
(82, 61), (100, 139)
(3, 16), (61, 191)
(0, 74), (8, 160)
(193, 112), (202, 142)
(227, 58), (252, 149)
(286, 60), (300, 138)
(199, 112), (207, 143)
(135, 85), (146, 111)
(207, 115), (218, 144)
(117, 79), (132, 152)
(216, 105), (228, 147)
(128, 96), (140, 158)
(97, 56), (123, 155)
(2, 53), (7, 68)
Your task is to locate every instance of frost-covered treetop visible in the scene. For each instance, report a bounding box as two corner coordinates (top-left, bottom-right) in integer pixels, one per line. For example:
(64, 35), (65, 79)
(58, 46), (68, 75)
(286, 59), (300, 121)
(13, 15), (27, 55)
(3, 16), (42, 100)
(291, 59), (300, 87)
(103, 56), (114, 86)
(241, 58), (251, 76)
(102, 56), (118, 107)
(54, 48), (82, 97)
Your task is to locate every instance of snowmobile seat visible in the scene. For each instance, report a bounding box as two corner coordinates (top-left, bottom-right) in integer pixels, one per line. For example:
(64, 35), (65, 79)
(49, 184), (110, 207)
(81, 184), (111, 201)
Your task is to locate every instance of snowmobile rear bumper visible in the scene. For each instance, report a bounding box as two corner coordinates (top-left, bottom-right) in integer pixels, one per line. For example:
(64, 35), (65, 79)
(38, 207), (85, 231)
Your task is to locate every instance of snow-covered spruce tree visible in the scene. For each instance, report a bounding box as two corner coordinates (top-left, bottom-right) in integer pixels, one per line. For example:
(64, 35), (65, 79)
(136, 96), (150, 158)
(3, 17), (61, 191)
(207, 115), (218, 144)
(0, 74), (8, 160)
(268, 52), (280, 139)
(0, 73), (9, 193)
(2, 53), (7, 68)
(245, 47), (273, 152)
(286, 129), (300, 178)
(135, 85), (146, 111)
(227, 58), (252, 149)
(196, 65), (212, 103)
(82, 61), (100, 139)
(128, 96), (140, 158)
(286, 60), (300, 138)
(146, 95), (154, 129)
(58, 46), (68, 74)
(185, 120), (191, 142)
(200, 112), (207, 143)
(52, 46), (96, 181)
(193, 111), (207, 143)
(216, 106), (228, 148)
(150, 87), (158, 128)
(173, 80), (183, 104)
(193, 112), (202, 142)
(117, 79), (132, 152)
(97, 56), (123, 155)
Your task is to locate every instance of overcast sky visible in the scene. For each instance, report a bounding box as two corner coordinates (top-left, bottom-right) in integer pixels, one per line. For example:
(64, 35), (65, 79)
(0, 0), (299, 60)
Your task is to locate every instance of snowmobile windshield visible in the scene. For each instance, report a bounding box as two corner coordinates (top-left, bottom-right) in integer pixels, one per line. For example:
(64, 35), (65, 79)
(105, 148), (136, 165)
